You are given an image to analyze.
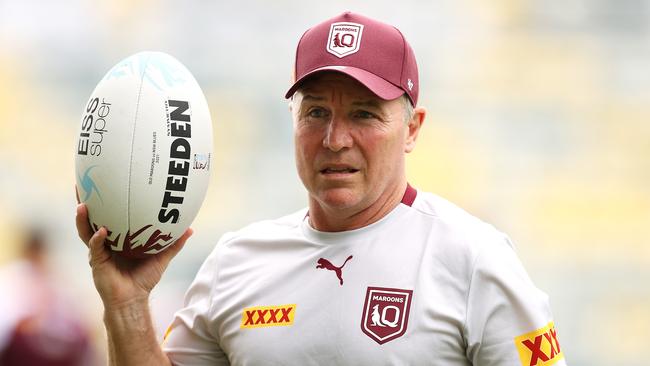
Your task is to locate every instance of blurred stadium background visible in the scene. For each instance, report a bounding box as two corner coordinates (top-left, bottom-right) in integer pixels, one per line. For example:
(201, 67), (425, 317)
(0, 0), (648, 364)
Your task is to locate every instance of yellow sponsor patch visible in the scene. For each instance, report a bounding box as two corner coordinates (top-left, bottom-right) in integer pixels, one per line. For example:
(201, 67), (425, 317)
(163, 324), (173, 341)
(240, 304), (296, 329)
(161, 324), (174, 346)
(515, 321), (564, 366)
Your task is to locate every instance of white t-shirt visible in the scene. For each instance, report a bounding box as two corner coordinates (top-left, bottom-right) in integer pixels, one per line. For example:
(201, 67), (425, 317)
(163, 186), (566, 366)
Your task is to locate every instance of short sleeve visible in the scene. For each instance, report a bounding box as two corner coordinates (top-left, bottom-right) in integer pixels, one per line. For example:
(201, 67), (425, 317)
(464, 236), (567, 366)
(162, 241), (229, 366)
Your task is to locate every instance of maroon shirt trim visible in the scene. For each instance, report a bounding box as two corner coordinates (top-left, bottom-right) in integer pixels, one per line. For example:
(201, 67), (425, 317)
(400, 183), (417, 207)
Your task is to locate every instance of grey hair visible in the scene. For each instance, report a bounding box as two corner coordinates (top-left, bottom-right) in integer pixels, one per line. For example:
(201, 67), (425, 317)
(401, 94), (415, 124)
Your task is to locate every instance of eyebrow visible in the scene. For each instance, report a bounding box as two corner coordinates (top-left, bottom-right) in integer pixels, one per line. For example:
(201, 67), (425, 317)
(300, 94), (326, 102)
(300, 94), (381, 108)
(351, 99), (382, 109)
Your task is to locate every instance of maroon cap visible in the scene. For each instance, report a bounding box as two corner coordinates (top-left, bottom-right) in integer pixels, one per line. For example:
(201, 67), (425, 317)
(285, 11), (419, 106)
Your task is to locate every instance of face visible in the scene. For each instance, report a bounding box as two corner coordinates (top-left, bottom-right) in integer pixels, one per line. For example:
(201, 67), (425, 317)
(292, 72), (421, 215)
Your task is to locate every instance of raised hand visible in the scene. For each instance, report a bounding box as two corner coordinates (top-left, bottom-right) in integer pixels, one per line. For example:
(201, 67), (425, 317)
(75, 203), (192, 309)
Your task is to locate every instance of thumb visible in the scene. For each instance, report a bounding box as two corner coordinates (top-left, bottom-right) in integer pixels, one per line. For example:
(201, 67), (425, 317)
(88, 227), (112, 269)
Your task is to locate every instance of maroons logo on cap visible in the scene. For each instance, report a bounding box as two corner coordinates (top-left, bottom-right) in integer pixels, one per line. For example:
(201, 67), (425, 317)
(326, 22), (364, 58)
(361, 287), (413, 344)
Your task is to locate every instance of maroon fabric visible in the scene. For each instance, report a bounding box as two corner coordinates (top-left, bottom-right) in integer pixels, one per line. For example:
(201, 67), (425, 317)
(0, 316), (90, 366)
(286, 11), (419, 106)
(401, 183), (417, 207)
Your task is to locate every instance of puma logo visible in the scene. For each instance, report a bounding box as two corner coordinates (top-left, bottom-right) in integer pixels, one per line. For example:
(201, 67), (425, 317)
(316, 255), (353, 286)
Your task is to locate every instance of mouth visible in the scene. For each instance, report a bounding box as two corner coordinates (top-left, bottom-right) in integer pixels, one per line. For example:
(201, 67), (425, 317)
(319, 166), (360, 176)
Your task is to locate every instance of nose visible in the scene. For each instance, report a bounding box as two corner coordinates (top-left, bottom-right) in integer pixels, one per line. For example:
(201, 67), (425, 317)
(322, 116), (353, 152)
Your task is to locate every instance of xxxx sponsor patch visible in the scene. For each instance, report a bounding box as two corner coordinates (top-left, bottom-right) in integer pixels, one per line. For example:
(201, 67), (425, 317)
(240, 304), (296, 329)
(515, 321), (564, 366)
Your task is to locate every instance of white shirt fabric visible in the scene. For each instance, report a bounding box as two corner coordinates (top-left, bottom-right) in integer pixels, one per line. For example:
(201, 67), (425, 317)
(163, 188), (566, 365)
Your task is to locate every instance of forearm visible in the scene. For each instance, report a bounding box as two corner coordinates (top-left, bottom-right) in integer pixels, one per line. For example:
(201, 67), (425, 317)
(103, 298), (171, 366)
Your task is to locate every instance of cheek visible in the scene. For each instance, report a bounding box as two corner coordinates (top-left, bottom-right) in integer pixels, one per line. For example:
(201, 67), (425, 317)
(359, 130), (404, 173)
(294, 129), (318, 168)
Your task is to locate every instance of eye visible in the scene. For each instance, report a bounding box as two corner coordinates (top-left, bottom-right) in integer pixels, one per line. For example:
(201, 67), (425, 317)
(352, 110), (376, 119)
(307, 107), (329, 119)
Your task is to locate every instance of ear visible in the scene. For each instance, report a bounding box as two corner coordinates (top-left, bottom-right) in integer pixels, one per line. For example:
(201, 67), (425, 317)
(404, 107), (426, 153)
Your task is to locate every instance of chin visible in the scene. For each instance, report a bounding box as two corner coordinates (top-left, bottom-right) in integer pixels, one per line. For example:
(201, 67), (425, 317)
(315, 186), (362, 210)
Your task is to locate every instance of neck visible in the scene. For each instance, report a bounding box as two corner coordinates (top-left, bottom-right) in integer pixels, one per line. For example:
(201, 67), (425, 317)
(308, 180), (408, 232)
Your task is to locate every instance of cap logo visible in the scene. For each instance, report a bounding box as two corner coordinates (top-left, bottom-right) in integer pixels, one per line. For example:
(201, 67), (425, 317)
(326, 22), (364, 58)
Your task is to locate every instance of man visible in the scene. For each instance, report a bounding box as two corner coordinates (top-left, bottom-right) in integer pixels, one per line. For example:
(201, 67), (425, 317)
(0, 229), (94, 365)
(76, 11), (566, 366)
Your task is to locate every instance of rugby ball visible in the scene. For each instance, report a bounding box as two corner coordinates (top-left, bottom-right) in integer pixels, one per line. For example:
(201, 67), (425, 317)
(75, 51), (213, 258)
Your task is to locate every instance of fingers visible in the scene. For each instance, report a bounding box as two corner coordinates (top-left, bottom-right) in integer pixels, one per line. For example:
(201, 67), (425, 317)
(88, 226), (112, 268)
(76, 204), (94, 244)
(157, 227), (193, 269)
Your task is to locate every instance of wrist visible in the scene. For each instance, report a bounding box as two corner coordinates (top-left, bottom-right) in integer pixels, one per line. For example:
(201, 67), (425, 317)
(103, 297), (153, 335)
(103, 295), (149, 313)
(103, 297), (169, 366)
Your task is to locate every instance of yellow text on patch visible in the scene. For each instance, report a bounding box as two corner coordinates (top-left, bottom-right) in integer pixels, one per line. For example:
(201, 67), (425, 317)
(240, 304), (296, 329)
(515, 321), (564, 366)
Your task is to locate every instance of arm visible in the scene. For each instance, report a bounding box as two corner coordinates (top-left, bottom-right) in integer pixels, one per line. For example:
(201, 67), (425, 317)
(104, 298), (169, 366)
(76, 203), (191, 366)
(464, 236), (566, 366)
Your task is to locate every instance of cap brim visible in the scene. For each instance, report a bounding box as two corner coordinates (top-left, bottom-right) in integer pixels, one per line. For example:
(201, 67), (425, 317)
(284, 66), (404, 101)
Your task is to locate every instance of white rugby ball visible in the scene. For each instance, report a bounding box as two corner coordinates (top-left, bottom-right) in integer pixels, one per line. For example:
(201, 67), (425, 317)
(75, 51), (213, 258)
